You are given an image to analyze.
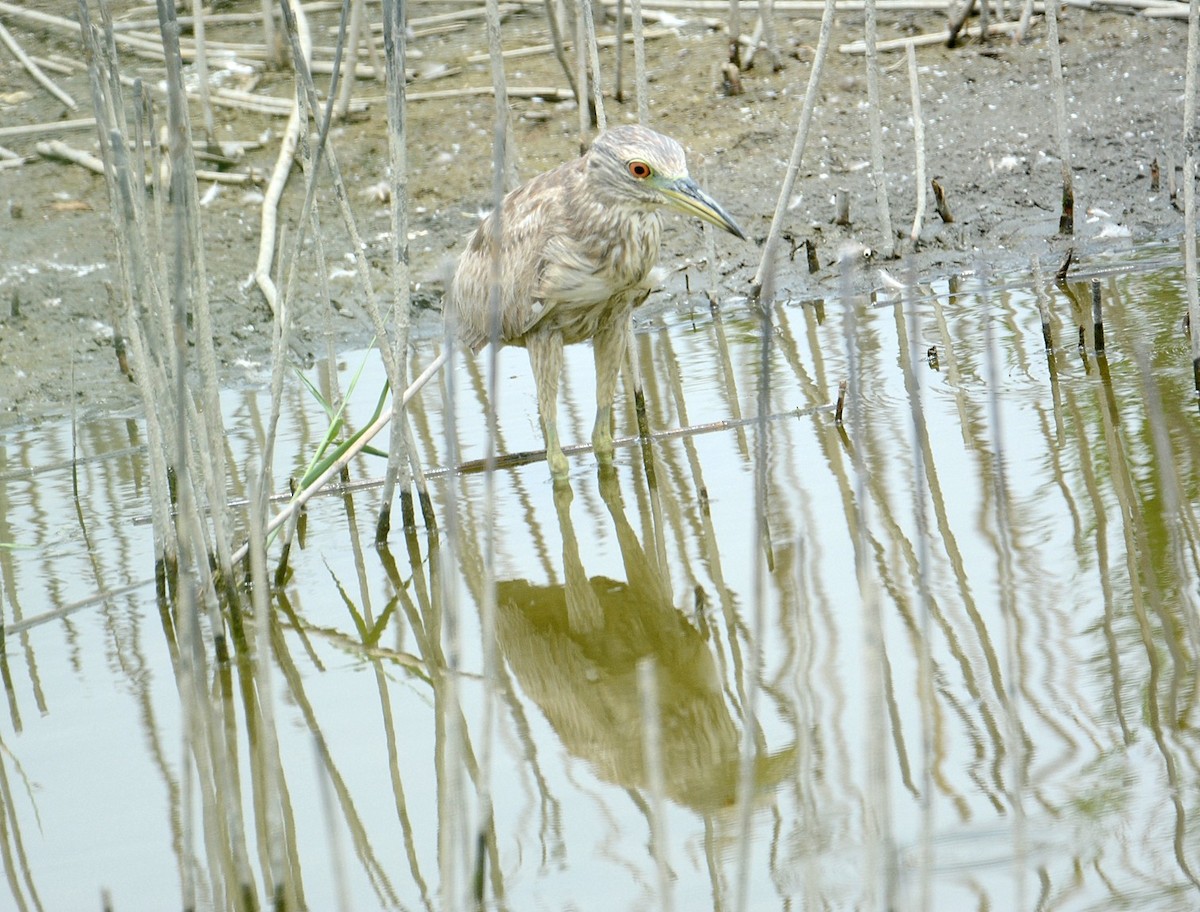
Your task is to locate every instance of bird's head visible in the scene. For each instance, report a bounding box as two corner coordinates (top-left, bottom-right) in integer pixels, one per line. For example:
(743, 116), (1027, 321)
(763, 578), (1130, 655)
(586, 125), (746, 240)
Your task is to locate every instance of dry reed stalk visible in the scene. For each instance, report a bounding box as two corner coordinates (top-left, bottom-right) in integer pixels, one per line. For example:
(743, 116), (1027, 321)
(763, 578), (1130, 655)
(834, 187), (851, 225)
(759, 0), (782, 69)
(334, 0), (367, 119)
(838, 20), (1023, 52)
(1015, 0), (1039, 40)
(0, 19), (77, 110)
(156, 0), (238, 605)
(203, 91), (292, 116)
(701, 210), (749, 452)
(946, 0), (977, 44)
(87, 0), (234, 603)
(1045, 0), (1074, 234)
(582, 0), (608, 130)
(729, 0), (743, 66)
(0, 117), (95, 139)
(378, 84), (572, 102)
(1186, 0), (1200, 398)
(262, 0), (365, 532)
(230, 353), (448, 566)
(1032, 254), (1054, 353)
(152, 2), (259, 902)
(733, 227), (776, 912)
(434, 331), (471, 912)
(36, 139), (259, 184)
(97, 5), (131, 149)
(896, 264), (936, 910)
(604, 0), (970, 6)
(246, 468), (293, 907)
(836, 251), (897, 911)
(76, 1), (175, 570)
(1089, 0), (1188, 10)
(615, 0), (627, 99)
(656, 328), (714, 498)
(637, 657), (674, 912)
(441, 400), (829, 474)
(29, 53), (77, 75)
(907, 42), (927, 250)
(979, 276), (1029, 907)
(752, 0), (836, 297)
(1132, 344), (1200, 707)
(1144, 1), (1200, 15)
(1091, 279), (1106, 354)
(633, 0), (649, 122)
(361, 4), (385, 80)
(252, 3), (311, 315)
(189, 0), (215, 141)
(470, 0), (514, 869)
(576, 0), (591, 144)
(541, 0), (582, 107)
(864, 0), (895, 258)
(376, 0), (420, 536)
(465, 26), (671, 62)
(261, 0), (281, 67)
(931, 177), (954, 222)
(34, 139), (108, 173)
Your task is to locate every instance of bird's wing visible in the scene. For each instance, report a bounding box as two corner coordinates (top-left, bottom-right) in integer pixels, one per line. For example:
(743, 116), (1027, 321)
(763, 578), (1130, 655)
(448, 161), (585, 349)
(497, 162), (602, 339)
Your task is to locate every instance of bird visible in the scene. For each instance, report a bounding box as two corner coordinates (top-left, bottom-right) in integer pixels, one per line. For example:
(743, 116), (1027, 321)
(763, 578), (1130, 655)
(445, 123), (746, 481)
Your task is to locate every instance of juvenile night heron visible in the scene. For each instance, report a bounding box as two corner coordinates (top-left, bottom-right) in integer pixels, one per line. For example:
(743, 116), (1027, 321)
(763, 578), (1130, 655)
(446, 124), (745, 480)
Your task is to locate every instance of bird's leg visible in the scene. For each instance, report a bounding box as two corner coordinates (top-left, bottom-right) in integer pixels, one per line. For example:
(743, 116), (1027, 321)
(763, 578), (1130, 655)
(526, 330), (570, 480)
(591, 305), (633, 464)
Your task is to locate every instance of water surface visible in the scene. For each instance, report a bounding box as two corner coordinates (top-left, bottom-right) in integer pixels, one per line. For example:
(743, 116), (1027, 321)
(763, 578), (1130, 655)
(2, 244), (1199, 910)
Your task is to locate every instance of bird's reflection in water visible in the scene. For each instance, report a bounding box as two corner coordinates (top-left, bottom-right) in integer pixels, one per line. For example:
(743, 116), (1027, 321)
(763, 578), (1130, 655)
(496, 468), (791, 816)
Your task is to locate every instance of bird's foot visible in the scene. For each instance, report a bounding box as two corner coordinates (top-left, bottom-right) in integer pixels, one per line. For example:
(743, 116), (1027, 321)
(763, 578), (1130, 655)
(592, 414), (615, 465)
(547, 443), (570, 482)
(592, 430), (615, 466)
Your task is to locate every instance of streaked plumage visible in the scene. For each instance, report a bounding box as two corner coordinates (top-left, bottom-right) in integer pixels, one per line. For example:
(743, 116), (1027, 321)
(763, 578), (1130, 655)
(446, 124), (745, 480)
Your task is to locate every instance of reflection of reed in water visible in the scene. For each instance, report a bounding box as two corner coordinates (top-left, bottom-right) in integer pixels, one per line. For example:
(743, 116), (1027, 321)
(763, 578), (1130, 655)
(496, 470), (790, 815)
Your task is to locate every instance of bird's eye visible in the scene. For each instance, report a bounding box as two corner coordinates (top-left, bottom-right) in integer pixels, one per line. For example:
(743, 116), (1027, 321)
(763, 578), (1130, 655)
(627, 160), (653, 180)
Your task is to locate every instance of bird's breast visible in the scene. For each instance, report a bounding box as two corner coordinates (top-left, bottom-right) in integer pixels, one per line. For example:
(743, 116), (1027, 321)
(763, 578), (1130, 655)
(543, 209), (662, 308)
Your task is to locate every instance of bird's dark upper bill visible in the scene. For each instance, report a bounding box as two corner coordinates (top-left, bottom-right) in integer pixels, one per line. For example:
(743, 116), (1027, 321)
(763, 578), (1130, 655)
(661, 177), (746, 240)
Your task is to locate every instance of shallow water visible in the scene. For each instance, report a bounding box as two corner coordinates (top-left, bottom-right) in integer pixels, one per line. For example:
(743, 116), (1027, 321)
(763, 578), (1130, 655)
(3, 243), (1200, 910)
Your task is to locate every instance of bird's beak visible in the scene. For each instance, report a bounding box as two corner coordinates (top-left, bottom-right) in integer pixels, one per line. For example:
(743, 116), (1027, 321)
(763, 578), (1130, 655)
(659, 176), (746, 240)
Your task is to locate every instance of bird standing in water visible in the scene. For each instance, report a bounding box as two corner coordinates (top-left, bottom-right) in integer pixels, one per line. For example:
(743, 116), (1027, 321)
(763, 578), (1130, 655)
(445, 124), (745, 480)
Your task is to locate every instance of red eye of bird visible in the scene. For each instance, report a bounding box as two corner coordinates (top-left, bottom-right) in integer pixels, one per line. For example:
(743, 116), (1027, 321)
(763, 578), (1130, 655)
(627, 160), (652, 179)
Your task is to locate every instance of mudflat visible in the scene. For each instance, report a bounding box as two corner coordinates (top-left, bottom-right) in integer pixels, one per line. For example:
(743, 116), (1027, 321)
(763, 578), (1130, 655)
(0, 2), (1189, 429)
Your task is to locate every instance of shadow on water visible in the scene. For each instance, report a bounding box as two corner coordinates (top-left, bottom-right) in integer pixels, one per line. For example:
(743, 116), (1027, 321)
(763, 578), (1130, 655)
(493, 469), (794, 817)
(3, 242), (1200, 909)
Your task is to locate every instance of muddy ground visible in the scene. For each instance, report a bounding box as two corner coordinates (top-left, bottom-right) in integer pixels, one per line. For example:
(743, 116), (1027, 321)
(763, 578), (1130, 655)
(0, 1), (1192, 430)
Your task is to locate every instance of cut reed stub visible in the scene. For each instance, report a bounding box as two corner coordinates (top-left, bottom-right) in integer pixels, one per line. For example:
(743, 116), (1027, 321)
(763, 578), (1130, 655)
(931, 178), (954, 223)
(1150, 156), (1161, 192)
(634, 387), (651, 440)
(834, 188), (851, 226)
(1055, 248), (1074, 283)
(805, 238), (819, 273)
(115, 333), (133, 381)
(720, 61), (743, 96)
(1091, 279), (1105, 355)
(835, 379), (848, 425)
(1038, 298), (1053, 351)
(1059, 182), (1074, 235)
